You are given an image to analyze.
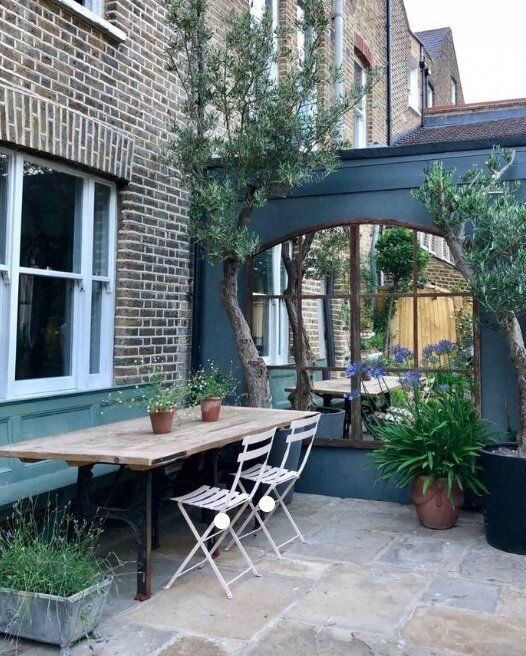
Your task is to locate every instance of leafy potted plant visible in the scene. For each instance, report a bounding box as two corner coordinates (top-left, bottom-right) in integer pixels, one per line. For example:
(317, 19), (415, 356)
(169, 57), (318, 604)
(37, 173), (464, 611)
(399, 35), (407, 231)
(0, 502), (112, 656)
(370, 370), (491, 529)
(187, 364), (237, 422)
(415, 148), (526, 551)
(110, 366), (186, 434)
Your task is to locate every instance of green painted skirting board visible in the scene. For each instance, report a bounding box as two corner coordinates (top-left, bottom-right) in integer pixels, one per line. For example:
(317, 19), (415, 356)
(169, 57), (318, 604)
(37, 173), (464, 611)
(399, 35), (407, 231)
(0, 387), (144, 509)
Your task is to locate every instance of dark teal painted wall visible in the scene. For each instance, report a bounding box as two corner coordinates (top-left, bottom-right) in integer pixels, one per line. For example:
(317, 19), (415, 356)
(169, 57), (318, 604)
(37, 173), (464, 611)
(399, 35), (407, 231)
(0, 388), (143, 508)
(197, 145), (526, 500)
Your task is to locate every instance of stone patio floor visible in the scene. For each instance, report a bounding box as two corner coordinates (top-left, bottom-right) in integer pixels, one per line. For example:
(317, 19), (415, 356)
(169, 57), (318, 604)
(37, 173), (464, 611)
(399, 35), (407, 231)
(3, 493), (526, 656)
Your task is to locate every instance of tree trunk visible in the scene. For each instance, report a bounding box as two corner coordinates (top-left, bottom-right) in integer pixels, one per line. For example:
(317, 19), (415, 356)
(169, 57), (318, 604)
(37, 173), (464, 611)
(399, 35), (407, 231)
(503, 315), (526, 457)
(282, 238), (317, 411)
(383, 294), (395, 356)
(220, 257), (271, 408)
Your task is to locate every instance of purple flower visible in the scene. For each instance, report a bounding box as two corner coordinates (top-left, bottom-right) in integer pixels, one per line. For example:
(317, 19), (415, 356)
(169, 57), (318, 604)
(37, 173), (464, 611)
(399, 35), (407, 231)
(369, 363), (387, 379)
(436, 383), (451, 394)
(392, 345), (413, 363)
(434, 340), (458, 355)
(401, 370), (423, 389)
(422, 344), (438, 365)
(345, 361), (369, 378)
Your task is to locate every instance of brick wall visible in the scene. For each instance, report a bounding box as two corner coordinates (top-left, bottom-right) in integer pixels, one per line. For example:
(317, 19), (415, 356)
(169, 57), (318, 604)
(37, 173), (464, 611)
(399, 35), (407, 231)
(427, 29), (465, 107)
(0, 0), (196, 384)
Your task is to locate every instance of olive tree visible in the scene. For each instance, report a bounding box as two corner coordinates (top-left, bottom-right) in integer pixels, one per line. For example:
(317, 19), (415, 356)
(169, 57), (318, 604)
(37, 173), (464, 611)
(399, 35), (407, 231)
(164, 0), (374, 407)
(414, 147), (526, 456)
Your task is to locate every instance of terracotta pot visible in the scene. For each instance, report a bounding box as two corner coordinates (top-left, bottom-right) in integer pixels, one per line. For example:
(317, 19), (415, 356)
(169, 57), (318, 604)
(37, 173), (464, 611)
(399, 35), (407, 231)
(149, 410), (175, 434)
(201, 397), (222, 422)
(411, 476), (464, 530)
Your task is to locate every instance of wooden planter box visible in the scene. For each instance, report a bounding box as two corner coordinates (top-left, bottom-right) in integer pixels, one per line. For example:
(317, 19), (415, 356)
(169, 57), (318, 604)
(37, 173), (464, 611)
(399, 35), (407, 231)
(0, 578), (112, 656)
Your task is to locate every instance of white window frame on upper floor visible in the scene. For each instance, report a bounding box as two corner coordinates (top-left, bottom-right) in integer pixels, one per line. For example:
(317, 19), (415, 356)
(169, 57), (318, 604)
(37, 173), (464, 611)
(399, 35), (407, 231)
(408, 67), (420, 113)
(450, 77), (458, 105)
(49, 0), (126, 43)
(0, 147), (117, 401)
(250, 0), (279, 81)
(353, 59), (367, 148)
(427, 81), (434, 108)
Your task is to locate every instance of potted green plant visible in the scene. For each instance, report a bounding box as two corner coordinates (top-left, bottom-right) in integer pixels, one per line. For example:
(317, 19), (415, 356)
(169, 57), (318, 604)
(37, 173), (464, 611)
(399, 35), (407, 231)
(0, 502), (112, 656)
(370, 369), (491, 529)
(110, 366), (186, 434)
(187, 364), (237, 422)
(415, 148), (526, 551)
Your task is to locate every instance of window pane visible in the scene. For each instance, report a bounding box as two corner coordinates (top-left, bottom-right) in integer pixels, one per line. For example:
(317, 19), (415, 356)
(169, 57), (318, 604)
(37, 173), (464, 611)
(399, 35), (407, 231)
(15, 275), (73, 380)
(90, 281), (104, 374)
(0, 154), (8, 264)
(93, 183), (111, 276)
(20, 163), (82, 273)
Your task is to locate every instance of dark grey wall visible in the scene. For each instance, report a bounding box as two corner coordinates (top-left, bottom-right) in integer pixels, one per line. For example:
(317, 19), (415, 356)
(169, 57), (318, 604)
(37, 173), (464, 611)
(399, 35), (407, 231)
(197, 144), (526, 500)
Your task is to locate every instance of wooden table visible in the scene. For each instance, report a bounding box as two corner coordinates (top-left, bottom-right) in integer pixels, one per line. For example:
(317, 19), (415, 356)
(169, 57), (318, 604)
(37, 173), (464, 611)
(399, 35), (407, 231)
(0, 405), (315, 600)
(286, 377), (402, 437)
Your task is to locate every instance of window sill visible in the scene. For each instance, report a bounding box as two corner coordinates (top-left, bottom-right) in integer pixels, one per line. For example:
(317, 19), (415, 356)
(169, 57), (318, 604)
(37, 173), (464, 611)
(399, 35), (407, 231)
(407, 103), (421, 117)
(49, 0), (127, 44)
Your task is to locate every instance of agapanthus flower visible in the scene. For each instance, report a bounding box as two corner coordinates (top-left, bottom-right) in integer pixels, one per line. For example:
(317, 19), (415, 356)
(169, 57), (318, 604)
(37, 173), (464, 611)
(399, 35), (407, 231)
(422, 344), (439, 365)
(401, 370), (423, 389)
(345, 361), (369, 378)
(436, 383), (451, 394)
(392, 344), (413, 363)
(369, 362), (387, 379)
(434, 340), (458, 355)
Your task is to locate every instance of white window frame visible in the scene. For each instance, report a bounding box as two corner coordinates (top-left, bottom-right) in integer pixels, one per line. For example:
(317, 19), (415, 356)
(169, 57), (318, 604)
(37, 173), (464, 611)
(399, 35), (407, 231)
(79, 0), (104, 16)
(250, 0), (279, 81)
(408, 67), (420, 113)
(353, 59), (367, 148)
(427, 81), (434, 108)
(0, 149), (116, 401)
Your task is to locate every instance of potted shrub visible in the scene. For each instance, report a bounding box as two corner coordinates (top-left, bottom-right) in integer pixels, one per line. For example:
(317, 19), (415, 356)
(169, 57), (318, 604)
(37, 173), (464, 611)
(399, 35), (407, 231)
(0, 502), (112, 656)
(370, 373), (491, 529)
(110, 366), (186, 434)
(187, 364), (237, 422)
(415, 148), (526, 551)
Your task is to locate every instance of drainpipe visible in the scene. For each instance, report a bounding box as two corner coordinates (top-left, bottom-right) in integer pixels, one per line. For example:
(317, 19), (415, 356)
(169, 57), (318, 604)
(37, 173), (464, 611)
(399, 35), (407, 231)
(386, 0), (392, 146)
(419, 44), (427, 128)
(333, 0), (344, 137)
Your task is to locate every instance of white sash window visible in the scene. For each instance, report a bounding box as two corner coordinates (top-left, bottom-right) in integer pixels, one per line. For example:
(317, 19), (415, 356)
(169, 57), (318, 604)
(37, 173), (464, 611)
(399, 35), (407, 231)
(0, 149), (116, 400)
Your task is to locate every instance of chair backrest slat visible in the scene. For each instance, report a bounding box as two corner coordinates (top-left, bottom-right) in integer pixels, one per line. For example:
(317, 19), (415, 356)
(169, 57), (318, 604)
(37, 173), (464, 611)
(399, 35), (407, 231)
(277, 413), (320, 477)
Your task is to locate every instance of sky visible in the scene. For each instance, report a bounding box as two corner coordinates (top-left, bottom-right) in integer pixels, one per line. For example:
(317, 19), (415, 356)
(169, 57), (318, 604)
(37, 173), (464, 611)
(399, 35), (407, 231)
(403, 0), (526, 103)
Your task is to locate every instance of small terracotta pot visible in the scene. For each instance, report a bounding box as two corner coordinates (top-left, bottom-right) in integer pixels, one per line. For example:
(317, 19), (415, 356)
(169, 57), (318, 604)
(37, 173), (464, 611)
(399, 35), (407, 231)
(201, 397), (222, 422)
(149, 410), (175, 434)
(411, 476), (464, 530)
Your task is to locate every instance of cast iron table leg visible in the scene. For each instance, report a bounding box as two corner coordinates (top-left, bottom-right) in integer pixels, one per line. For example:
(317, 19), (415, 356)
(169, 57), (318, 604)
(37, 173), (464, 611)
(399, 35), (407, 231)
(76, 464), (97, 523)
(135, 470), (153, 601)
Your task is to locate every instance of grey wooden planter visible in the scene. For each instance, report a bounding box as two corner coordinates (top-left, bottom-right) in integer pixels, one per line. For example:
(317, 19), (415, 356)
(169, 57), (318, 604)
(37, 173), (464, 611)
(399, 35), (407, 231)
(0, 578), (112, 655)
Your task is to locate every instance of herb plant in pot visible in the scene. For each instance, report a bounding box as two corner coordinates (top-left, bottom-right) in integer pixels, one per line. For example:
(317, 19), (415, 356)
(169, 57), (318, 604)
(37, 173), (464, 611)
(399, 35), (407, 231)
(187, 364), (237, 422)
(110, 366), (186, 434)
(0, 502), (113, 656)
(370, 378), (490, 529)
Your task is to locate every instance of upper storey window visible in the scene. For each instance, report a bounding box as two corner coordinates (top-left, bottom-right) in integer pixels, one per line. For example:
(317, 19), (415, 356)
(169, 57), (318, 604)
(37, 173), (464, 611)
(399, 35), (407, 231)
(353, 59), (367, 148)
(408, 67), (420, 113)
(74, 0), (103, 16)
(250, 0), (279, 80)
(427, 82), (434, 108)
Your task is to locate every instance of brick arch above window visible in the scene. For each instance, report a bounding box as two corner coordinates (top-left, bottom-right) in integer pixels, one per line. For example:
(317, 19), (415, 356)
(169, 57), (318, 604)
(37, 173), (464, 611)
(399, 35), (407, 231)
(0, 84), (134, 182)
(353, 33), (373, 68)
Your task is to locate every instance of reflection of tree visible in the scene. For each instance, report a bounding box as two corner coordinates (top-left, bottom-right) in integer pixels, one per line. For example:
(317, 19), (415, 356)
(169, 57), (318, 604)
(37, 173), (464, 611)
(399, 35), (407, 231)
(375, 228), (429, 355)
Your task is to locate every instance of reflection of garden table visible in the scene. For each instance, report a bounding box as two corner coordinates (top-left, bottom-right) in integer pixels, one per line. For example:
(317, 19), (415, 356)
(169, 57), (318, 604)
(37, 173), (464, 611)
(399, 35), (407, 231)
(0, 406), (315, 600)
(286, 377), (402, 437)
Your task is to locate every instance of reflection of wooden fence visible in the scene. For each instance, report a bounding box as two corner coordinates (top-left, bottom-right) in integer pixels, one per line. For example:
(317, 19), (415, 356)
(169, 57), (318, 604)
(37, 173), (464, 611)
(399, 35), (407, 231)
(390, 294), (465, 357)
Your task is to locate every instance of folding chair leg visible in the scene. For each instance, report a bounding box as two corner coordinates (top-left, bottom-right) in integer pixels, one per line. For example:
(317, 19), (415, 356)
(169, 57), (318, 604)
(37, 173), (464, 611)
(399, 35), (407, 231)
(274, 482), (307, 544)
(228, 526), (260, 577)
(164, 504), (233, 598)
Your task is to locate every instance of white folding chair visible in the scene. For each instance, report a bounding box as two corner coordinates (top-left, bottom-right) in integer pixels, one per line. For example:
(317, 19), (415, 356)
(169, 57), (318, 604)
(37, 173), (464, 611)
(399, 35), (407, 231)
(163, 427), (276, 599)
(226, 413), (320, 558)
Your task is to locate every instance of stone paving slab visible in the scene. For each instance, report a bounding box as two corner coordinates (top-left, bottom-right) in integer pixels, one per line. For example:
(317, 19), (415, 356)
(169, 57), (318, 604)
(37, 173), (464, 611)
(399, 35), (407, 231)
(377, 534), (468, 572)
(421, 576), (500, 612)
(286, 562), (431, 635)
(459, 541), (526, 586)
(402, 606), (526, 656)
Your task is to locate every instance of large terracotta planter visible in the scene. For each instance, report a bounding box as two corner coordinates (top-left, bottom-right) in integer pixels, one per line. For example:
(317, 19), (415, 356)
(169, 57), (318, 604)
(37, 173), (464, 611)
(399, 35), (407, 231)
(149, 410), (175, 434)
(201, 397), (222, 422)
(411, 476), (464, 529)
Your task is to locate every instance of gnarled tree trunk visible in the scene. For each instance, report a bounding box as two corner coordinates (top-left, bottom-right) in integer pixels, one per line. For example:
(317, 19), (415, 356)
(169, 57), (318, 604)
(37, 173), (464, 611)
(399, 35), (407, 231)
(220, 256), (271, 408)
(503, 315), (526, 457)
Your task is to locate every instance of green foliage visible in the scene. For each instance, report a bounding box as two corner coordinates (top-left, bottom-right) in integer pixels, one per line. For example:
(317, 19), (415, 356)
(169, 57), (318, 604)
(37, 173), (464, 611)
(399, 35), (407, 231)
(375, 228), (430, 291)
(164, 0), (378, 264)
(370, 387), (492, 502)
(0, 501), (109, 597)
(187, 363), (237, 403)
(109, 367), (186, 413)
(413, 147), (526, 322)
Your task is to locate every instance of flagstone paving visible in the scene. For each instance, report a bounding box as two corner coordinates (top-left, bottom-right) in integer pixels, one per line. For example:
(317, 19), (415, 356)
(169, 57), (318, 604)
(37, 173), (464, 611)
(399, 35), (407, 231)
(3, 493), (526, 656)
